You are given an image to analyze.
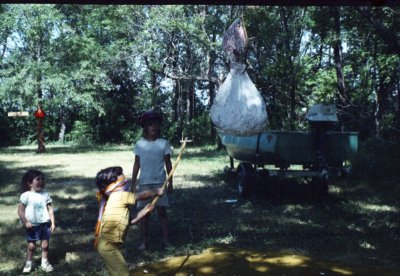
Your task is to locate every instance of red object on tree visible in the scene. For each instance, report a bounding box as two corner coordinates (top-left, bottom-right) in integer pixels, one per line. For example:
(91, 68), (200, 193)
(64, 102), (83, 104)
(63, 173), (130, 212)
(34, 107), (46, 119)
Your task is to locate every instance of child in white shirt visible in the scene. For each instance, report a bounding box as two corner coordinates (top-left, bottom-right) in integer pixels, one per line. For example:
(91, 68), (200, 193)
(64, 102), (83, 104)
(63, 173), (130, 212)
(132, 110), (173, 250)
(17, 169), (55, 273)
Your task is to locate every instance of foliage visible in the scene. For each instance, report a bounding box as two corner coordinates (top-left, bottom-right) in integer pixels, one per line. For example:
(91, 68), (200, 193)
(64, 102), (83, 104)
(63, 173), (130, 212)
(64, 120), (94, 145)
(184, 112), (213, 145)
(0, 5), (399, 146)
(351, 138), (400, 182)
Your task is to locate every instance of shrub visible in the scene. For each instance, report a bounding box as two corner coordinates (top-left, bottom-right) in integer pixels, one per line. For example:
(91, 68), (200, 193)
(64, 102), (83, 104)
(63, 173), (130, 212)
(185, 113), (213, 145)
(65, 120), (94, 145)
(379, 113), (400, 142)
(121, 127), (142, 144)
(351, 137), (400, 181)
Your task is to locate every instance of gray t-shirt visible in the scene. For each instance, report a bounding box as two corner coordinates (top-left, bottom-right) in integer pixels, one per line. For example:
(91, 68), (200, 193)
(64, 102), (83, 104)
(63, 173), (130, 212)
(19, 190), (52, 226)
(134, 138), (172, 185)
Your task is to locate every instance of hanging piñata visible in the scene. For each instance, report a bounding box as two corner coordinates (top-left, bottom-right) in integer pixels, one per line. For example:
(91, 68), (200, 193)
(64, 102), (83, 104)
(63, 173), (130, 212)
(210, 17), (268, 136)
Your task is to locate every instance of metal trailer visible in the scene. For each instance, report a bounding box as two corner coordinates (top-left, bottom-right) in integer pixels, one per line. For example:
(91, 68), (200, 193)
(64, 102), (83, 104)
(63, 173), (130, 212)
(217, 105), (359, 196)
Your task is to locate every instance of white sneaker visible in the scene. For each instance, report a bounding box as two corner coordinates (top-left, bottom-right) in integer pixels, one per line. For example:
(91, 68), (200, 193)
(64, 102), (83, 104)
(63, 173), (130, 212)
(22, 263), (32, 273)
(41, 261), (54, 272)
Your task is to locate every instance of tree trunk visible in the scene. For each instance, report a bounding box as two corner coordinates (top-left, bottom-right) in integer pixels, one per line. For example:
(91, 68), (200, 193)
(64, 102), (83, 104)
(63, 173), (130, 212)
(208, 80), (217, 142)
(280, 7), (296, 130)
(187, 80), (194, 122)
(58, 123), (66, 142)
(331, 6), (347, 109)
(376, 76), (391, 138)
(151, 70), (157, 107)
(356, 7), (400, 55)
(173, 79), (180, 120)
(397, 77), (400, 127)
(207, 38), (217, 143)
(173, 79), (182, 139)
(373, 40), (380, 137)
(58, 107), (66, 142)
(36, 53), (45, 153)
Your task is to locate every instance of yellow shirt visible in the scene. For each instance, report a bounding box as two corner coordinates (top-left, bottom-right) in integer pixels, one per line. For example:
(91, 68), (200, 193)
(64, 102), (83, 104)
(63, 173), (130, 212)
(99, 191), (135, 243)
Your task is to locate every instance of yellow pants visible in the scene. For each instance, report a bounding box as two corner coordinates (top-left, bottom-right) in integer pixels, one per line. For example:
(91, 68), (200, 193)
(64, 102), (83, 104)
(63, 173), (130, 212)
(97, 238), (130, 276)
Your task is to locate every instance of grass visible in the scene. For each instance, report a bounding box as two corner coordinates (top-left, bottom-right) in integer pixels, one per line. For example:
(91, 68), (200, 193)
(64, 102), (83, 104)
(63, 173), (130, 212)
(0, 144), (399, 275)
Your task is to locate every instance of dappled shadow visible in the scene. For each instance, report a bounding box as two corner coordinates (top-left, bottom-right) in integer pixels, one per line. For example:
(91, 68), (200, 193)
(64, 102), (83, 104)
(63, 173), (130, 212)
(184, 173), (223, 184)
(163, 170), (400, 271)
(248, 177), (340, 205)
(130, 244), (400, 275)
(1, 148), (399, 275)
(0, 161), (25, 191)
(50, 194), (97, 232)
(0, 161), (67, 207)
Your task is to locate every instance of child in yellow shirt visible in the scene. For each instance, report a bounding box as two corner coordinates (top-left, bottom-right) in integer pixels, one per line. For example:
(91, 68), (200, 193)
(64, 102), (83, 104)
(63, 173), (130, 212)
(94, 166), (162, 276)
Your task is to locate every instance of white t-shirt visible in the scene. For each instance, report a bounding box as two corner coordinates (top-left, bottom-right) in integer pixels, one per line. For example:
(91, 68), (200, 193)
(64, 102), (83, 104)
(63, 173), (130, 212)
(134, 138), (172, 185)
(19, 190), (52, 226)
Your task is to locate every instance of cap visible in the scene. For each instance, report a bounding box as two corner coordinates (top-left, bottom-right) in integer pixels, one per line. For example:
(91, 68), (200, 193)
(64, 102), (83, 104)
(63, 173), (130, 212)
(140, 110), (163, 127)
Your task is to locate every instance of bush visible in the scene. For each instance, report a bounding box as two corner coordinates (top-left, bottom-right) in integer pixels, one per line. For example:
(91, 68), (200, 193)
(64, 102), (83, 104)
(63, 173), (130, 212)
(121, 127), (142, 144)
(351, 137), (400, 181)
(185, 113), (213, 145)
(379, 113), (400, 141)
(65, 120), (94, 145)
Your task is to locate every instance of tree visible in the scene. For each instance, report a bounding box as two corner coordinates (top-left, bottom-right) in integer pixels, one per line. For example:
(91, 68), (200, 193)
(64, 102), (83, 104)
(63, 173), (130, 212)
(133, 5), (225, 142)
(245, 6), (310, 130)
(0, 5), (399, 146)
(345, 7), (400, 138)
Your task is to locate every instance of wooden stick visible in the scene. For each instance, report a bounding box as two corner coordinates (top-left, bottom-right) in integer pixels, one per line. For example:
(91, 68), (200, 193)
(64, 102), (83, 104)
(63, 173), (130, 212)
(131, 138), (188, 223)
(150, 137), (188, 205)
(131, 138), (189, 225)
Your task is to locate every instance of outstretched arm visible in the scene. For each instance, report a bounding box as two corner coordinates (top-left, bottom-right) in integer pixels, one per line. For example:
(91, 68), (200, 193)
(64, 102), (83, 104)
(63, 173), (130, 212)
(130, 203), (154, 225)
(131, 188), (164, 225)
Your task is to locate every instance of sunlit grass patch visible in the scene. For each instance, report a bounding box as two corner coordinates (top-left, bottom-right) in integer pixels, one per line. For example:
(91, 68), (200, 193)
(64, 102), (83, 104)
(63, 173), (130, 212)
(0, 204), (19, 226)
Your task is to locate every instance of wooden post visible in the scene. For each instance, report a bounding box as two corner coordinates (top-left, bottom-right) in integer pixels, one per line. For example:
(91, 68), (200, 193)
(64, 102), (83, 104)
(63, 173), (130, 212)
(37, 118), (45, 153)
(34, 106), (46, 154)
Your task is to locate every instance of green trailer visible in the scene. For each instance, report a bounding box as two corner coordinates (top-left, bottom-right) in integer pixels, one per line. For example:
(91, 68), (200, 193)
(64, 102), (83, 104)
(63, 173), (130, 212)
(217, 105), (359, 196)
(219, 130), (358, 196)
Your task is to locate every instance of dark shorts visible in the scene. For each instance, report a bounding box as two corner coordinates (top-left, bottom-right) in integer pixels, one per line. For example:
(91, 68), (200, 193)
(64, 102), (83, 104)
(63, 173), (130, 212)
(26, 223), (51, 242)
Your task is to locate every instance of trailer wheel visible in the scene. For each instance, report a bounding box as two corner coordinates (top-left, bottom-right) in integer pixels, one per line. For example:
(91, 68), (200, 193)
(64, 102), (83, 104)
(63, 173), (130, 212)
(237, 163), (254, 197)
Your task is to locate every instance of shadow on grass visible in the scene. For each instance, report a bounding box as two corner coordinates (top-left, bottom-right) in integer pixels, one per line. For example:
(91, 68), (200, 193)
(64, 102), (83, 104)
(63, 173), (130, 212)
(130, 243), (400, 275)
(163, 171), (400, 270)
(0, 151), (399, 275)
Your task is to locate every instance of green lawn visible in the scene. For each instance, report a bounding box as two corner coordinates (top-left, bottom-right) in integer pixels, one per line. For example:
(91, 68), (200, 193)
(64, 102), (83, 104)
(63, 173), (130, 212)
(0, 144), (399, 275)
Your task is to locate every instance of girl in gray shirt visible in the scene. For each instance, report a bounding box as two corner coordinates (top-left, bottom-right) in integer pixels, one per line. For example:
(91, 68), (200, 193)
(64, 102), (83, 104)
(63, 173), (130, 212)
(132, 110), (173, 250)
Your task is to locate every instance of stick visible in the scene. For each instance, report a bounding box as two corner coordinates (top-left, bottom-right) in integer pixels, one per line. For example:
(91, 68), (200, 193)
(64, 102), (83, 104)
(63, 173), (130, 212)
(150, 137), (188, 205)
(131, 138), (188, 224)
